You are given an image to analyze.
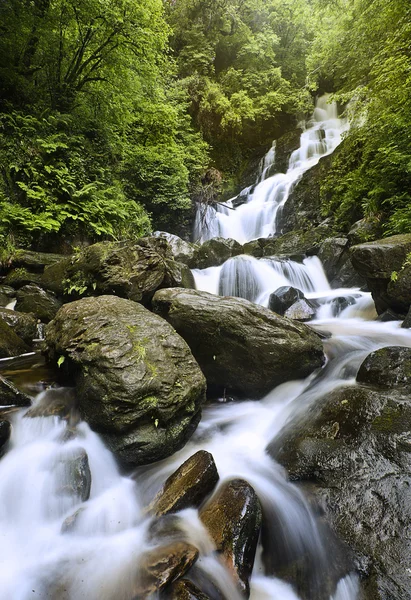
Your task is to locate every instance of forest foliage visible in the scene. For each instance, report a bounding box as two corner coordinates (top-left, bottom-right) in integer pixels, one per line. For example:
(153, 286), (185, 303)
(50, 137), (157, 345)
(0, 0), (409, 249)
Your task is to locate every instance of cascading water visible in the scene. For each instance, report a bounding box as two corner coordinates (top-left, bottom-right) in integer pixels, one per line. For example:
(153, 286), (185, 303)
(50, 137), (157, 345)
(1, 95), (411, 600)
(193, 94), (348, 245)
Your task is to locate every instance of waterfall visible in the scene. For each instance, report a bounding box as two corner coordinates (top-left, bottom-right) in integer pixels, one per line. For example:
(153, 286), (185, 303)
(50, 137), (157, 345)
(194, 94), (348, 244)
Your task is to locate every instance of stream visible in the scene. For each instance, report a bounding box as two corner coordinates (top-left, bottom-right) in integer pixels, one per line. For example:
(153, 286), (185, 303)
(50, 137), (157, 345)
(0, 96), (410, 600)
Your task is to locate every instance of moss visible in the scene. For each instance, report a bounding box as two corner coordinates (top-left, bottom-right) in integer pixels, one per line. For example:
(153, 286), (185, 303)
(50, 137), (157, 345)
(371, 402), (411, 434)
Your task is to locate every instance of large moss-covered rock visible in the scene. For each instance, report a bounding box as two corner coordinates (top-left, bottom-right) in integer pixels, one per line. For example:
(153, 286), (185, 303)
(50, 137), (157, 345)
(45, 296), (206, 468)
(10, 250), (64, 271)
(350, 234), (411, 314)
(154, 232), (199, 268)
(262, 226), (332, 258)
(42, 238), (192, 304)
(200, 479), (262, 597)
(193, 238), (243, 269)
(270, 385), (411, 600)
(15, 284), (62, 323)
(0, 319), (30, 358)
(0, 308), (38, 344)
(152, 288), (324, 398)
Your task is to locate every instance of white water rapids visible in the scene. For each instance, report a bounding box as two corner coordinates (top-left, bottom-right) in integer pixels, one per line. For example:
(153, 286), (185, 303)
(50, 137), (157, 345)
(0, 96), (410, 600)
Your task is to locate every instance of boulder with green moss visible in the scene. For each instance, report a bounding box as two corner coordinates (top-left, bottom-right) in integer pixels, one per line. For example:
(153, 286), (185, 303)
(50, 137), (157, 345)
(0, 319), (30, 358)
(45, 296), (206, 468)
(42, 238), (193, 304)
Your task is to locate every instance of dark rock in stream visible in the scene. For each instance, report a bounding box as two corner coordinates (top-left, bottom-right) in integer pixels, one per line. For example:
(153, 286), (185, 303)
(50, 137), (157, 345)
(270, 385), (411, 600)
(150, 450), (219, 517)
(0, 375), (32, 407)
(45, 296), (206, 469)
(268, 286), (305, 315)
(200, 479), (262, 597)
(402, 306), (411, 328)
(153, 288), (325, 399)
(350, 234), (411, 314)
(164, 579), (211, 600)
(192, 237), (243, 269)
(0, 285), (15, 307)
(54, 448), (91, 502)
(284, 298), (316, 322)
(357, 346), (411, 390)
(133, 542), (199, 598)
(15, 284), (62, 323)
(0, 319), (30, 358)
(0, 308), (38, 344)
(0, 420), (11, 453)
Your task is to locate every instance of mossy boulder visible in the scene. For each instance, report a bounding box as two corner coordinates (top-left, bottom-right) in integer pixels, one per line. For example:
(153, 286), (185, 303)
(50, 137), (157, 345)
(0, 308), (38, 344)
(0, 375), (32, 407)
(154, 232), (199, 268)
(350, 234), (411, 314)
(45, 296), (206, 468)
(192, 237), (243, 269)
(357, 347), (411, 391)
(0, 319), (30, 358)
(15, 284), (62, 323)
(262, 226), (332, 258)
(270, 385), (411, 600)
(152, 288), (325, 399)
(42, 238), (193, 304)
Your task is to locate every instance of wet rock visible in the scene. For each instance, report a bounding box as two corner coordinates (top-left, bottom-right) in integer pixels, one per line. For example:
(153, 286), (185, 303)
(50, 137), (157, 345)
(329, 257), (367, 289)
(273, 129), (302, 174)
(0, 319), (30, 358)
(0, 375), (32, 407)
(164, 579), (210, 600)
(268, 286), (305, 316)
(3, 268), (44, 289)
(357, 347), (411, 391)
(193, 238), (243, 269)
(61, 507), (86, 534)
(279, 156), (332, 234)
(45, 296), (206, 468)
(153, 288), (324, 399)
(54, 448), (91, 502)
(25, 387), (77, 419)
(42, 238), (191, 304)
(134, 542), (199, 598)
(154, 232), (198, 268)
(242, 240), (264, 258)
(150, 451), (219, 517)
(0, 420), (11, 453)
(200, 479), (262, 596)
(262, 226), (331, 258)
(0, 308), (38, 344)
(376, 308), (401, 322)
(271, 385), (411, 600)
(317, 237), (348, 281)
(0, 285), (15, 307)
(402, 306), (411, 329)
(350, 234), (411, 314)
(284, 299), (315, 322)
(15, 284), (62, 323)
(330, 296), (356, 317)
(347, 218), (382, 245)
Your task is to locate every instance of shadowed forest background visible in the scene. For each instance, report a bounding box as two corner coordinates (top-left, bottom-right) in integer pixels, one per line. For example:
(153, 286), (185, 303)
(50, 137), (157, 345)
(0, 0), (410, 250)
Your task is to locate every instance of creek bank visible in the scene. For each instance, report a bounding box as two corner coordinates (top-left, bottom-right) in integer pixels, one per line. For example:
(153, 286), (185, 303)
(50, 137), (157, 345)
(45, 295), (206, 469)
(153, 287), (325, 398)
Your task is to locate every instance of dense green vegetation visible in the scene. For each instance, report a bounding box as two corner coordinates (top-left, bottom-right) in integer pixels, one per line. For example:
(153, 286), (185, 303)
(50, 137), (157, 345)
(0, 0), (409, 249)
(310, 0), (411, 235)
